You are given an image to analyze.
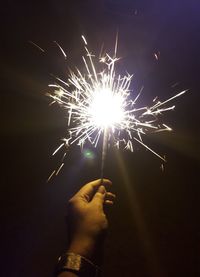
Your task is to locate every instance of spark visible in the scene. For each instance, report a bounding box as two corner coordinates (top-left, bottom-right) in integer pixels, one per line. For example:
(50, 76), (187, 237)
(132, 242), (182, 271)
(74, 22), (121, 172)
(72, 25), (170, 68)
(52, 143), (65, 156)
(160, 164), (164, 172)
(81, 35), (88, 45)
(47, 36), (187, 177)
(154, 51), (160, 60)
(171, 82), (180, 88)
(54, 41), (67, 59)
(29, 41), (45, 52)
(134, 137), (166, 162)
(56, 163), (64, 175)
(47, 170), (56, 182)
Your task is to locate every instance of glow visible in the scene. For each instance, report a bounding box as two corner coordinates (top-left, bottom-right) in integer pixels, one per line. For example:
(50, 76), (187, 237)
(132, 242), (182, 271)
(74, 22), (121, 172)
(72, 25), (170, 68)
(88, 88), (124, 128)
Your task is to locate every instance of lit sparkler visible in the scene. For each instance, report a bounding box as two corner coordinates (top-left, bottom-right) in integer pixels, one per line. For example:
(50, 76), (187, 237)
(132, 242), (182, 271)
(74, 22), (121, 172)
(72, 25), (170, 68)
(47, 36), (187, 180)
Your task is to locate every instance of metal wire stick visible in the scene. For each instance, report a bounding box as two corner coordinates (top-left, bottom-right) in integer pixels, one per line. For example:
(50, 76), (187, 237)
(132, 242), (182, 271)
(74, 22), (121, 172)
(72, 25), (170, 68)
(100, 128), (108, 184)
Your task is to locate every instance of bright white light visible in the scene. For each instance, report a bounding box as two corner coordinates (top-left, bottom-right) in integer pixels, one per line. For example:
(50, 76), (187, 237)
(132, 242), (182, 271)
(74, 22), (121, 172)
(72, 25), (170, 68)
(88, 88), (124, 128)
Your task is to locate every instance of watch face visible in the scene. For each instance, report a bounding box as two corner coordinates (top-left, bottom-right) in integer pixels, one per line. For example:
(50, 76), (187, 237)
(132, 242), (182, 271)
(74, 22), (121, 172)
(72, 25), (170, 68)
(65, 253), (82, 271)
(56, 253), (99, 276)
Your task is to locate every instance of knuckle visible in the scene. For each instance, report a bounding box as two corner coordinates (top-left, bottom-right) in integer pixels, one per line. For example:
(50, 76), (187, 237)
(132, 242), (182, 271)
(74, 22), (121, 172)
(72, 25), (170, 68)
(95, 192), (103, 198)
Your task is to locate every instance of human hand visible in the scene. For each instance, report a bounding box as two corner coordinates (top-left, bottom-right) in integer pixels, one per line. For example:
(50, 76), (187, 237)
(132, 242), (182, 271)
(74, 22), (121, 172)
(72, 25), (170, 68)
(67, 179), (115, 264)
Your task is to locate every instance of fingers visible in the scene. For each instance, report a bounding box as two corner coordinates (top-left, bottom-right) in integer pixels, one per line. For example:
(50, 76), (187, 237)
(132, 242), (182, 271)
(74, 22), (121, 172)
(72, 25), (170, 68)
(104, 192), (116, 206)
(105, 200), (114, 205)
(92, 188), (116, 207)
(75, 179), (112, 202)
(91, 185), (106, 206)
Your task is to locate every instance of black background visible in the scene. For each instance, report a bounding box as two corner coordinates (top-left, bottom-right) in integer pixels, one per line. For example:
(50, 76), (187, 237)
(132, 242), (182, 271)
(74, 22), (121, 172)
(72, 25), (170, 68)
(1, 1), (199, 276)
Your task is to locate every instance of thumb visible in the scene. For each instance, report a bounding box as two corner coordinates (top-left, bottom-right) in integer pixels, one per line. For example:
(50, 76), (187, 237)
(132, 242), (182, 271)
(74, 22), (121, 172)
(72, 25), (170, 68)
(92, 185), (106, 206)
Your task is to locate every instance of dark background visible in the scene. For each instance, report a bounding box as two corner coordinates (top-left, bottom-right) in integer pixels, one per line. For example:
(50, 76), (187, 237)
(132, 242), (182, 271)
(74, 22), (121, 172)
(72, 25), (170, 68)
(1, 0), (199, 276)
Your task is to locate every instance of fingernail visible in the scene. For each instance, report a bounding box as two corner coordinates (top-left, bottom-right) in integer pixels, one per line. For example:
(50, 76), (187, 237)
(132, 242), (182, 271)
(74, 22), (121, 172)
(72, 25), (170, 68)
(105, 200), (114, 205)
(98, 185), (106, 194)
(103, 179), (112, 185)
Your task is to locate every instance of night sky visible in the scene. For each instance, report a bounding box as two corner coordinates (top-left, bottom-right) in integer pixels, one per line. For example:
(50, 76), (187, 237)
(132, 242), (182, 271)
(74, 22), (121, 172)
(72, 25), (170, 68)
(1, 1), (199, 276)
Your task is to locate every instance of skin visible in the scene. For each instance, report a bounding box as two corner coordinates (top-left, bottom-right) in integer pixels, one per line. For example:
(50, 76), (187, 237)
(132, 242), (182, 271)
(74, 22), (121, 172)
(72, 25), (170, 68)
(57, 179), (115, 277)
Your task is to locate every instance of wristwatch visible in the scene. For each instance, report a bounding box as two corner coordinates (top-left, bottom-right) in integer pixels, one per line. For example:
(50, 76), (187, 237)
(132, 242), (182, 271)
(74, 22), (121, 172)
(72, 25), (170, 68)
(55, 252), (101, 277)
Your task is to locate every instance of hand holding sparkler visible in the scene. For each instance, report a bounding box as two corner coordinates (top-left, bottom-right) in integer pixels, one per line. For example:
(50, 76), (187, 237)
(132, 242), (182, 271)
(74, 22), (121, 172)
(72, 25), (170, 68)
(67, 179), (115, 252)
(55, 179), (115, 276)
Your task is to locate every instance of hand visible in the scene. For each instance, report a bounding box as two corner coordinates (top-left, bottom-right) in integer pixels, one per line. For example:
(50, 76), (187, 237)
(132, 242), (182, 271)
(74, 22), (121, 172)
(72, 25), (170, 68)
(67, 179), (115, 265)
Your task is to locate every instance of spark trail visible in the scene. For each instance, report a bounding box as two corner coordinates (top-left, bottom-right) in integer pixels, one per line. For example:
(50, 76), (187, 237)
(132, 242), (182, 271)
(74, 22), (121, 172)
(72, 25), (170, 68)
(47, 36), (187, 179)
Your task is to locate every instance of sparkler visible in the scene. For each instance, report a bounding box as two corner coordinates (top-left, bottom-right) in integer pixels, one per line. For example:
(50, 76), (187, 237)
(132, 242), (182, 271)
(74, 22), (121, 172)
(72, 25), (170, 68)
(47, 36), (187, 180)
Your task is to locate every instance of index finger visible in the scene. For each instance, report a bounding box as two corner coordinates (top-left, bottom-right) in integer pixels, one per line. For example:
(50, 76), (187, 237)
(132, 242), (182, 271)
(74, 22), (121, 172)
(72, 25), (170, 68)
(75, 179), (112, 202)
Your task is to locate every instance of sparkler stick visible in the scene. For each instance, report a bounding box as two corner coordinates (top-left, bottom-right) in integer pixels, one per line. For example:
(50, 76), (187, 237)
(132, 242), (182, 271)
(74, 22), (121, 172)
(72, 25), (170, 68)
(100, 128), (108, 182)
(47, 36), (187, 180)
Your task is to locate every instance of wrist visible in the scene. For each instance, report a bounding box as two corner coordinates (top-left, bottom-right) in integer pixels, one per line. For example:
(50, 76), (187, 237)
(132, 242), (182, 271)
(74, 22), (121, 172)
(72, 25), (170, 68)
(68, 235), (105, 266)
(68, 237), (96, 262)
